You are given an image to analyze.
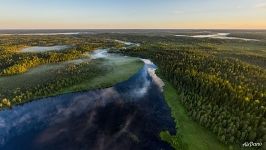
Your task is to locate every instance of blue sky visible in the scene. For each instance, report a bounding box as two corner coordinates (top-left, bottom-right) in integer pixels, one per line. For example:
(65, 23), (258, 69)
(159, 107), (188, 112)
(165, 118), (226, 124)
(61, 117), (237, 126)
(0, 0), (265, 29)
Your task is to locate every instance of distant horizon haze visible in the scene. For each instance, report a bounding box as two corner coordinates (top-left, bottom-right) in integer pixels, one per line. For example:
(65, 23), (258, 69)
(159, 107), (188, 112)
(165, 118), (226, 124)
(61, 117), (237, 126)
(0, 0), (266, 29)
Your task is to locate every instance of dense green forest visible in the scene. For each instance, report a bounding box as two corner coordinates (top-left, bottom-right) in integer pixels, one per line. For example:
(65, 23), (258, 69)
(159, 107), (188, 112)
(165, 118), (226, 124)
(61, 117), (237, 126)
(0, 35), (126, 109)
(0, 35), (123, 76)
(0, 32), (265, 149)
(109, 33), (266, 149)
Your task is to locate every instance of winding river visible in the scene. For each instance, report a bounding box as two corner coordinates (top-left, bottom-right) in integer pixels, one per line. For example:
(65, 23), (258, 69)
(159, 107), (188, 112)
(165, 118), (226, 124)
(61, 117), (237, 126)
(0, 50), (176, 150)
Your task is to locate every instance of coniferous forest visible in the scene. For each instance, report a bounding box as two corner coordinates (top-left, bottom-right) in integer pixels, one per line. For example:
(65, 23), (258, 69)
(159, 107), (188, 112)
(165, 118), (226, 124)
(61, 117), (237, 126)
(0, 30), (265, 150)
(1, 1), (266, 150)
(108, 31), (266, 149)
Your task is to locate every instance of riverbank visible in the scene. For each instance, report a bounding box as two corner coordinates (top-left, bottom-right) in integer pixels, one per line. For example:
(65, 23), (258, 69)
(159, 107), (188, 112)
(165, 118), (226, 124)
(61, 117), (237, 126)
(0, 51), (144, 109)
(0, 57), (174, 150)
(159, 73), (230, 150)
(57, 56), (144, 94)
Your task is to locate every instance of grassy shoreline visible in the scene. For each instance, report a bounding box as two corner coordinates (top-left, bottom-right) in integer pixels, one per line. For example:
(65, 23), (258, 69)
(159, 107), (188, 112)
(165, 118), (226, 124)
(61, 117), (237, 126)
(57, 57), (144, 94)
(0, 57), (144, 109)
(159, 74), (230, 150)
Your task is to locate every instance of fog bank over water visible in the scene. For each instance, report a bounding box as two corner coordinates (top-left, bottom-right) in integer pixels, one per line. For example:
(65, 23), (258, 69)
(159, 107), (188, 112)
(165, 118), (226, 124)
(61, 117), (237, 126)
(0, 54), (175, 150)
(21, 45), (70, 53)
(175, 33), (260, 41)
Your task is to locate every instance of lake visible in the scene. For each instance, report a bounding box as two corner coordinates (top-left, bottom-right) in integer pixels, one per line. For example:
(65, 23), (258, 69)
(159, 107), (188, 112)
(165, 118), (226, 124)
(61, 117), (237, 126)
(175, 33), (260, 41)
(21, 45), (70, 53)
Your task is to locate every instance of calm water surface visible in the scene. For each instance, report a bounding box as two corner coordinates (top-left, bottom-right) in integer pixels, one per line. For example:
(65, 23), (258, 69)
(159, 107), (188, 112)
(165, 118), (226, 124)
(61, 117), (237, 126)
(175, 33), (260, 41)
(0, 57), (175, 150)
(21, 45), (70, 53)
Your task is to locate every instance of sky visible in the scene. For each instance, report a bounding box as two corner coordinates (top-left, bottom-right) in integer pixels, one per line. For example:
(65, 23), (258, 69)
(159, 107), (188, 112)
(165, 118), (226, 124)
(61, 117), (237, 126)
(0, 0), (266, 29)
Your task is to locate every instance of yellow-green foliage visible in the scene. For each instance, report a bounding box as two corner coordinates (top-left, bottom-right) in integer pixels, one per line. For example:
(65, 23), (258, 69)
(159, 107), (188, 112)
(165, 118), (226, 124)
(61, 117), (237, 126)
(0, 35), (121, 76)
(117, 39), (266, 148)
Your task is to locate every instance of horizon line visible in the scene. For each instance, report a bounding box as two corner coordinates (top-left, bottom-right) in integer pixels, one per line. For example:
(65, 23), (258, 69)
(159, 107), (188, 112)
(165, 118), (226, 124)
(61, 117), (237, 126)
(0, 28), (266, 30)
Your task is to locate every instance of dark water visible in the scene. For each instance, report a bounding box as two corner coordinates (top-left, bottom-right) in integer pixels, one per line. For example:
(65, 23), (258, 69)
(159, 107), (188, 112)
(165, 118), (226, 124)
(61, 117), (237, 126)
(0, 60), (176, 150)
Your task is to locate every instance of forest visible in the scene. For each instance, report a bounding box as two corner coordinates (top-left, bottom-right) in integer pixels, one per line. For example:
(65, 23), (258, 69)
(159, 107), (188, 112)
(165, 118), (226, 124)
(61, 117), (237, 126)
(0, 35), (123, 75)
(109, 32), (266, 149)
(0, 34), (128, 109)
(0, 31), (265, 149)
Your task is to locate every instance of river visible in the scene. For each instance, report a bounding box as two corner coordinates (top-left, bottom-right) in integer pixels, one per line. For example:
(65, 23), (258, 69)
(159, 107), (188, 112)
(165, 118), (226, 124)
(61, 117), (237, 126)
(0, 51), (176, 150)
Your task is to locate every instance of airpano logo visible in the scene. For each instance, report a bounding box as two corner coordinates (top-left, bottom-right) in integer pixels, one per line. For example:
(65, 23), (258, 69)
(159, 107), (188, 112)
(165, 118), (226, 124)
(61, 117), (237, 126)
(242, 142), (262, 147)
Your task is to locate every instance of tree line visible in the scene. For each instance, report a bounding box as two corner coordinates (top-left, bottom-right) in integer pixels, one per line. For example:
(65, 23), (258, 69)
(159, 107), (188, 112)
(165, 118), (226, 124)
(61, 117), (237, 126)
(115, 45), (266, 148)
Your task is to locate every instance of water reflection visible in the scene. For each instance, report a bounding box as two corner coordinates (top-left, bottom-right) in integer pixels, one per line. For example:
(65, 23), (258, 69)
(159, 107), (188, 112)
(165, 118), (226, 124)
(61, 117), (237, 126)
(90, 49), (109, 59)
(175, 33), (260, 41)
(0, 59), (175, 150)
(21, 45), (70, 53)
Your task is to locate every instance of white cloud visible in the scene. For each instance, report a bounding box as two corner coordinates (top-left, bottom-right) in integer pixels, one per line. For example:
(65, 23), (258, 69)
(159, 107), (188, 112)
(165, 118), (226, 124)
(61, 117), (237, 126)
(255, 3), (266, 9)
(235, 5), (243, 9)
(173, 10), (184, 14)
